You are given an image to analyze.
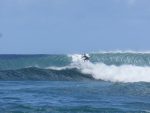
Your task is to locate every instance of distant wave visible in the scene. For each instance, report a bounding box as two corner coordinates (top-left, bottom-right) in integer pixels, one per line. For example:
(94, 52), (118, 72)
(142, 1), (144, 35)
(90, 50), (150, 54)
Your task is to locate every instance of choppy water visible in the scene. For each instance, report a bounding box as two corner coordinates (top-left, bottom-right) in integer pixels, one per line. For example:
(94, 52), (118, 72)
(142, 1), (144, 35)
(1, 81), (150, 113)
(1, 52), (150, 112)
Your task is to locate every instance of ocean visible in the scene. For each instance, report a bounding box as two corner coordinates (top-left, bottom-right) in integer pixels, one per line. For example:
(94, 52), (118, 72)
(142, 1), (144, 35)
(0, 52), (150, 113)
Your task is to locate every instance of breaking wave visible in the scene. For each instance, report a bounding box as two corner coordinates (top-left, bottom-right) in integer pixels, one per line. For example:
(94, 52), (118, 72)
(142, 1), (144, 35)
(1, 52), (150, 82)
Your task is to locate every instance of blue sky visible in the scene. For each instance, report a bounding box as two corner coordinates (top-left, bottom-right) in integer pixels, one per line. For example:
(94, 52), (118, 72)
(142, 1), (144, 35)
(0, 0), (150, 54)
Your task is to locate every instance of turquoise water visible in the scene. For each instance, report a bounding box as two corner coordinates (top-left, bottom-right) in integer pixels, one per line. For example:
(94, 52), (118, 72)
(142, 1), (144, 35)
(1, 81), (150, 113)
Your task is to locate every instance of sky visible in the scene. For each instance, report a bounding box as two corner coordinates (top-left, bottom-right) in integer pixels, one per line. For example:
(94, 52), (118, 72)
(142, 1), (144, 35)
(0, 0), (150, 54)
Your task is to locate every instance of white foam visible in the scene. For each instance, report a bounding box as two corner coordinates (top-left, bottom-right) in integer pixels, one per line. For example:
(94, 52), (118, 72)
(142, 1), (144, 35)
(46, 66), (74, 70)
(80, 62), (150, 82)
(68, 54), (84, 62)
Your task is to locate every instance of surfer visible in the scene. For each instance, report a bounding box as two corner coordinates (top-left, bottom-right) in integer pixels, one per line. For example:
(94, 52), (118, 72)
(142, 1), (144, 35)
(82, 54), (90, 61)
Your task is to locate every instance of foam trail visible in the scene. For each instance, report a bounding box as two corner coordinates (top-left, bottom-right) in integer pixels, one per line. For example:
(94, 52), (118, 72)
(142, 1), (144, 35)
(69, 54), (150, 83)
(46, 66), (74, 70)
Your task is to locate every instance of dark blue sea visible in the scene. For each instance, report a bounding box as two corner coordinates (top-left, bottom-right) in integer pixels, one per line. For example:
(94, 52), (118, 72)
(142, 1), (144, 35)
(0, 53), (150, 113)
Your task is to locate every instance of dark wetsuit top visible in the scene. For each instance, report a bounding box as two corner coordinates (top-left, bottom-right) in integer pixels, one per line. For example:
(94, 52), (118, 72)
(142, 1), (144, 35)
(82, 55), (89, 61)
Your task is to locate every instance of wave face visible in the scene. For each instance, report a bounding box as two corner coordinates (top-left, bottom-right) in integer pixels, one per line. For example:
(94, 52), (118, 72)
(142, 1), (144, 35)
(0, 55), (71, 70)
(1, 52), (150, 82)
